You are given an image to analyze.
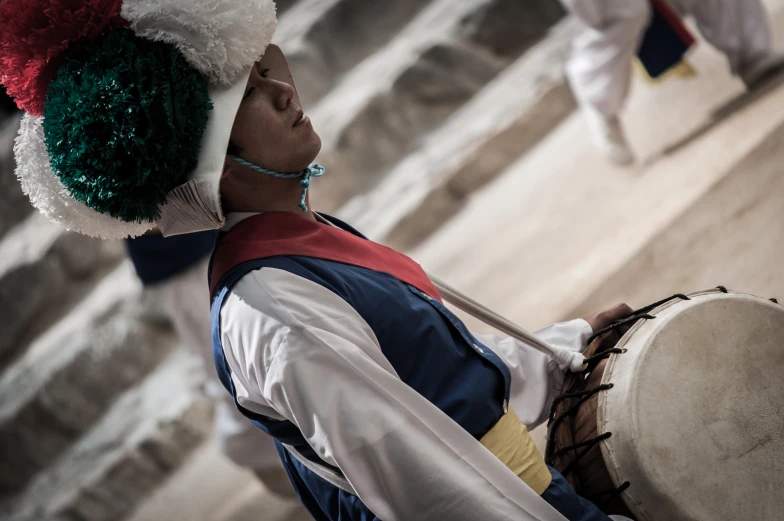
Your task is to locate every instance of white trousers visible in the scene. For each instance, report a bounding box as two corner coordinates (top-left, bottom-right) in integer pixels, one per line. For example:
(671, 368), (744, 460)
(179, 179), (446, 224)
(145, 256), (284, 472)
(561, 0), (774, 116)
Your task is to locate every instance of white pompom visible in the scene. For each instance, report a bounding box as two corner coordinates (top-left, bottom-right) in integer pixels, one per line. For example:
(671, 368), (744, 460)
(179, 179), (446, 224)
(122, 0), (277, 84)
(15, 114), (154, 240)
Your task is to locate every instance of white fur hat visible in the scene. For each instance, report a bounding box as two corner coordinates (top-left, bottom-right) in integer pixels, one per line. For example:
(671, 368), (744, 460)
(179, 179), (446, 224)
(1, 0), (279, 239)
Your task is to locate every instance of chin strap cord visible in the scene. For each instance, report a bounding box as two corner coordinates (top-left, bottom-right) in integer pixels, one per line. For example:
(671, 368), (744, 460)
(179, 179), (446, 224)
(228, 155), (325, 212)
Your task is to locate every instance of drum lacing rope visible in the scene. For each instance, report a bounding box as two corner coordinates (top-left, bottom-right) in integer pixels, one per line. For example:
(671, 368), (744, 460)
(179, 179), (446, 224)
(557, 433), (613, 477)
(548, 384), (614, 424)
(546, 386), (613, 455)
(546, 384), (614, 477)
(587, 293), (691, 345)
(593, 481), (632, 511)
(545, 380), (631, 508)
(717, 285), (779, 304)
(583, 348), (626, 365)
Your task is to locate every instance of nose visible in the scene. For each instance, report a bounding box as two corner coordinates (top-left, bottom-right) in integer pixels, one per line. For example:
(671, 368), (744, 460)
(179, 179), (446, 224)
(273, 79), (295, 111)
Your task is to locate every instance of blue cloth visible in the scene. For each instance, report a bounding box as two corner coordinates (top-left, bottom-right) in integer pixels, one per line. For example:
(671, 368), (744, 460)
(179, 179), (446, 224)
(543, 466), (613, 521)
(637, 2), (692, 78)
(209, 214), (610, 521)
(125, 230), (218, 286)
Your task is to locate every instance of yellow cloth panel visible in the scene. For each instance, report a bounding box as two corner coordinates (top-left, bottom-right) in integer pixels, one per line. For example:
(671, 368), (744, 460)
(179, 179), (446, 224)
(634, 58), (698, 84)
(479, 407), (552, 495)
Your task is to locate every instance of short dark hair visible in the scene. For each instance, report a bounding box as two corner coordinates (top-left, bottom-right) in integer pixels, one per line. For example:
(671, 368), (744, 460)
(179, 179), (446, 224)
(0, 86), (18, 116)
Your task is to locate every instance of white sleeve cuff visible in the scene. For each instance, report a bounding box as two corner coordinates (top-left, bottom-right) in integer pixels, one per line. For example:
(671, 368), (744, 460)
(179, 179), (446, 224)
(536, 318), (593, 357)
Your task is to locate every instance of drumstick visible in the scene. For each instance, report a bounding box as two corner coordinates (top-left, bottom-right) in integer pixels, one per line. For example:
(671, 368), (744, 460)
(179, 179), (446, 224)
(429, 275), (588, 373)
(315, 214), (588, 370)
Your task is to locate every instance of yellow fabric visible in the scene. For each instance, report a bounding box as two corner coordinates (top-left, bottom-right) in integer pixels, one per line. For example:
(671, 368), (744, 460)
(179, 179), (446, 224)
(479, 407), (552, 495)
(634, 58), (698, 84)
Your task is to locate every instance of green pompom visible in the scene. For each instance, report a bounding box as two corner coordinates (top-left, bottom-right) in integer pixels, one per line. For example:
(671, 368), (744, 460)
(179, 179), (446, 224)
(44, 29), (213, 223)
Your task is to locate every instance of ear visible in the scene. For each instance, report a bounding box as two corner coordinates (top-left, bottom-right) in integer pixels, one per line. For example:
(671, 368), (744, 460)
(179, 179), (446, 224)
(221, 155), (240, 184)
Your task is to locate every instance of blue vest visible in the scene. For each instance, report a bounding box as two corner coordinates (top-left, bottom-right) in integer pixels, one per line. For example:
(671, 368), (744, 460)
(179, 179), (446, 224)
(209, 214), (509, 520)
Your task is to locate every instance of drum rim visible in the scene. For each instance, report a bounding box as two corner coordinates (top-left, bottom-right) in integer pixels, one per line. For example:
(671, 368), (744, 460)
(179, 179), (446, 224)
(595, 288), (779, 521)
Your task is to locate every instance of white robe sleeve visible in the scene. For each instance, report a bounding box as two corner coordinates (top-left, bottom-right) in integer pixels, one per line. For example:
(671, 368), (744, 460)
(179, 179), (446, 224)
(220, 267), (570, 521)
(473, 319), (593, 429)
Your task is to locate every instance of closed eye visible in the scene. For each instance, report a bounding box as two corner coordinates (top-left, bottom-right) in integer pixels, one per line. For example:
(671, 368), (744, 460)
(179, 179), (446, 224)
(243, 68), (270, 99)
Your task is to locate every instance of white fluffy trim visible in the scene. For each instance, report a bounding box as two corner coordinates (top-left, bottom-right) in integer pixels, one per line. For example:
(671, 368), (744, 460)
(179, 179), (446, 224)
(15, 114), (154, 240)
(122, 0), (277, 85)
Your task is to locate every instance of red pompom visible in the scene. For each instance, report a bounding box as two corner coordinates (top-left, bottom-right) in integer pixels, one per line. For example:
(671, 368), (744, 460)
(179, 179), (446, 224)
(0, 0), (128, 116)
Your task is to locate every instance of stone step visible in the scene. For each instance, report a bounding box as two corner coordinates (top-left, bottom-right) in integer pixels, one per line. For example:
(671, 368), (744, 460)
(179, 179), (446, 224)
(0, 113), (31, 240)
(274, 0), (298, 17)
(407, 18), (784, 332)
(0, 213), (124, 368)
(276, 0), (433, 108)
(309, 0), (564, 211)
(128, 438), (310, 521)
(1, 349), (211, 521)
(338, 18), (580, 248)
(567, 117), (784, 320)
(0, 264), (178, 499)
(339, 0), (784, 250)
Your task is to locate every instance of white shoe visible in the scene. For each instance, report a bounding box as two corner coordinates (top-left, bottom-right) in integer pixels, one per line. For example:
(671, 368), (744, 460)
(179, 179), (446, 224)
(740, 49), (784, 89)
(582, 107), (635, 166)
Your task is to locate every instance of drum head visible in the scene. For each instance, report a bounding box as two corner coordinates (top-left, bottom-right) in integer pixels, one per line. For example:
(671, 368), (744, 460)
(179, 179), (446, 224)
(598, 291), (784, 521)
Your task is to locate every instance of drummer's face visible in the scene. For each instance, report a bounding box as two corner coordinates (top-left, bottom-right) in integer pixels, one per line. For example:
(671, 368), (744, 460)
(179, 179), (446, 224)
(228, 61), (321, 173)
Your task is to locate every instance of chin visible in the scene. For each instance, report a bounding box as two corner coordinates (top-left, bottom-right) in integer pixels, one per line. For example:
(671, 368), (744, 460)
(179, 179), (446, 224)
(279, 130), (321, 172)
(301, 132), (322, 167)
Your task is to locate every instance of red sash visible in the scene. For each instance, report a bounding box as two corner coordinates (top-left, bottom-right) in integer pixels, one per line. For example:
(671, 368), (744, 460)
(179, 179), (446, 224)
(209, 212), (441, 301)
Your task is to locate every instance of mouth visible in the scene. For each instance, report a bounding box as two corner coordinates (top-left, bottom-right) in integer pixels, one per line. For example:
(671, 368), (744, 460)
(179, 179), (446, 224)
(293, 108), (308, 128)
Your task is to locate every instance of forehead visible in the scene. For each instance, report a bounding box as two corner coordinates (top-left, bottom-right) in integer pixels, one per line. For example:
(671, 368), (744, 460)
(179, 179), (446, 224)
(259, 44), (301, 107)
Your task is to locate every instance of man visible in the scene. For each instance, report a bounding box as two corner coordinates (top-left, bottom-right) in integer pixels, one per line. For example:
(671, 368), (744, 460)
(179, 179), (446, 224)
(2, 1), (633, 519)
(125, 230), (297, 499)
(562, 0), (784, 164)
(210, 52), (631, 521)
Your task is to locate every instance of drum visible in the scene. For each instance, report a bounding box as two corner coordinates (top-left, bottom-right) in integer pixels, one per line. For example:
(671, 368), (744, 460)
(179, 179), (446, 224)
(546, 288), (784, 521)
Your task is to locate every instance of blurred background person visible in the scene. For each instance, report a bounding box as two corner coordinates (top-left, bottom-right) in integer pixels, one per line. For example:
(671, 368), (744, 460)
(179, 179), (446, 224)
(561, 0), (784, 165)
(125, 230), (299, 501)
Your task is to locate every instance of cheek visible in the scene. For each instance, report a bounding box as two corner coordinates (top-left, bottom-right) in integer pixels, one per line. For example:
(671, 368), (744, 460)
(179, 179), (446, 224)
(233, 106), (278, 148)
(235, 106), (296, 169)
(247, 105), (277, 137)
(251, 119), (288, 159)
